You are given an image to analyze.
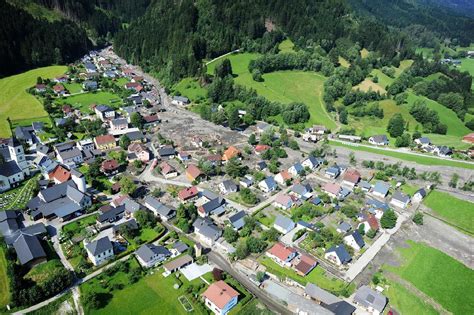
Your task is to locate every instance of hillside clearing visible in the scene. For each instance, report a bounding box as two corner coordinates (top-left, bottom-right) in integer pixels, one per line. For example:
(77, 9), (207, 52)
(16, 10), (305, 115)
(0, 65), (66, 137)
(353, 78), (386, 93)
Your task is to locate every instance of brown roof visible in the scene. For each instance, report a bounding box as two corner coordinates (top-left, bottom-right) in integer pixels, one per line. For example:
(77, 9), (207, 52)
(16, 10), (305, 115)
(463, 133), (474, 143)
(186, 164), (202, 180)
(367, 214), (379, 230)
(163, 254), (193, 272)
(178, 186), (199, 200)
(206, 154), (222, 162)
(143, 114), (159, 123)
(222, 146), (240, 161)
(278, 170), (292, 181)
(95, 134), (115, 146)
(160, 161), (175, 175)
(267, 242), (296, 261)
(101, 159), (119, 171)
(294, 254), (317, 275)
(62, 105), (72, 113)
(255, 144), (270, 152)
(343, 169), (361, 184)
(202, 280), (239, 309)
(48, 165), (71, 183)
(128, 143), (147, 153)
(323, 182), (341, 195)
(53, 84), (64, 92)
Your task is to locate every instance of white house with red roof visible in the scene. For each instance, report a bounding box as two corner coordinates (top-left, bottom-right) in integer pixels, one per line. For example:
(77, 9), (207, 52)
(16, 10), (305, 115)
(266, 242), (297, 267)
(202, 280), (239, 315)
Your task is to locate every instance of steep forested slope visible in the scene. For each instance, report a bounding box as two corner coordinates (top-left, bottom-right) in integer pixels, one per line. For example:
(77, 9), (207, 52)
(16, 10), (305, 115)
(348, 0), (474, 45)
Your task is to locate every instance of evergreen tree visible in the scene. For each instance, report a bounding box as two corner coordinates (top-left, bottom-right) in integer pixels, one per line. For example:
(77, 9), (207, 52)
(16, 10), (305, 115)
(387, 113), (405, 137)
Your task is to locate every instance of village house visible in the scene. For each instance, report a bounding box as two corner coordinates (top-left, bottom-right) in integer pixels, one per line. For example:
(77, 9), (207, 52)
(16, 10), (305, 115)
(255, 144), (271, 154)
(353, 286), (387, 315)
(54, 75), (68, 83)
(143, 114), (161, 127)
(135, 244), (171, 268)
(109, 118), (128, 130)
(171, 96), (190, 106)
(177, 151), (191, 162)
(302, 156), (323, 170)
(35, 84), (46, 93)
(12, 234), (47, 268)
(143, 196), (176, 221)
(273, 194), (294, 210)
(125, 82), (143, 92)
(48, 165), (71, 184)
(288, 162), (304, 177)
(101, 159), (119, 176)
(258, 176), (277, 193)
(239, 175), (254, 188)
(0, 138), (30, 192)
(289, 183), (313, 200)
(414, 137), (431, 147)
(294, 254), (317, 276)
(158, 146), (176, 159)
(368, 135), (389, 146)
(53, 84), (66, 95)
(372, 181), (390, 199)
(336, 221), (352, 234)
(325, 165), (341, 179)
(344, 230), (365, 251)
(358, 214), (379, 233)
(310, 125), (327, 135)
(178, 186), (199, 202)
(324, 244), (352, 266)
(219, 179), (238, 194)
(304, 283), (356, 314)
(342, 169), (361, 188)
(94, 105), (115, 122)
(222, 146), (241, 162)
(193, 218), (222, 245)
(228, 211), (247, 230)
(128, 143), (150, 162)
(57, 148), (83, 166)
(186, 164), (203, 182)
(202, 280), (239, 315)
(163, 254), (193, 274)
(412, 188), (427, 203)
(273, 215), (295, 235)
(159, 161), (178, 178)
(390, 191), (410, 209)
(198, 197), (226, 217)
(171, 242), (189, 256)
(94, 134), (116, 150)
(266, 242), (297, 267)
(322, 182), (342, 199)
(85, 236), (114, 266)
(275, 170), (292, 185)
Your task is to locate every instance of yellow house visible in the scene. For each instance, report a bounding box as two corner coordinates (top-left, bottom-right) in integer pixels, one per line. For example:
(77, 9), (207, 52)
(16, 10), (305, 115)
(94, 134), (116, 151)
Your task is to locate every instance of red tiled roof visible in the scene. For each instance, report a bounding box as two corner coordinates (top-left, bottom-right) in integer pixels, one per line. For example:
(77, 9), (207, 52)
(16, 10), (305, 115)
(206, 154), (222, 162)
(48, 165), (71, 183)
(255, 144), (270, 152)
(159, 161), (175, 175)
(143, 114), (159, 123)
(112, 195), (127, 207)
(53, 84), (65, 92)
(294, 254), (317, 275)
(186, 164), (202, 180)
(267, 242), (296, 261)
(222, 146), (240, 161)
(367, 214), (379, 230)
(202, 281), (239, 309)
(95, 134), (115, 145)
(343, 169), (361, 184)
(178, 186), (198, 200)
(323, 182), (341, 195)
(463, 133), (474, 143)
(101, 159), (119, 171)
(278, 170), (292, 181)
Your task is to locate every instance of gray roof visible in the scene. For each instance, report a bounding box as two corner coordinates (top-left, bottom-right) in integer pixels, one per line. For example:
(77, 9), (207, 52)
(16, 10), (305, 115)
(200, 197), (225, 215)
(111, 118), (128, 126)
(324, 301), (356, 315)
(201, 190), (219, 200)
(172, 241), (189, 254)
(274, 215), (295, 231)
(173, 96), (189, 103)
(158, 146), (176, 157)
(15, 126), (33, 141)
(86, 236), (113, 256)
(98, 205), (125, 223)
(135, 244), (171, 263)
(112, 219), (139, 233)
(305, 283), (341, 305)
(417, 137), (431, 144)
(337, 222), (352, 233)
(0, 160), (22, 177)
(353, 285), (387, 313)
(373, 181), (390, 196)
(144, 196), (175, 217)
(13, 234), (46, 265)
(58, 148), (82, 160)
(350, 231), (365, 248)
(228, 210), (246, 230)
(193, 218), (222, 241)
(326, 244), (351, 264)
(222, 179), (237, 191)
(125, 131), (144, 141)
(95, 104), (112, 113)
(370, 135), (389, 144)
(263, 176), (277, 188)
(415, 188), (427, 197)
(358, 181), (372, 190)
(122, 197), (141, 213)
(291, 184), (310, 197)
(392, 191), (410, 203)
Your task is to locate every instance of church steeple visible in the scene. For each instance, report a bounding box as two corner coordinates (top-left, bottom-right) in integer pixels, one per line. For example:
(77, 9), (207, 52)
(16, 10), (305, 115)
(8, 136), (30, 176)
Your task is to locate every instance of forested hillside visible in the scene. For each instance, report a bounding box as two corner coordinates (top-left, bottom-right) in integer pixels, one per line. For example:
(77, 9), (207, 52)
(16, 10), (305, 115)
(347, 0), (474, 46)
(0, 0), (91, 77)
(114, 0), (412, 85)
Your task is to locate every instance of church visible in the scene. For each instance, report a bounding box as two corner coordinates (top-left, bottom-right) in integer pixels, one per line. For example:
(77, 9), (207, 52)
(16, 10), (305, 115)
(0, 137), (31, 192)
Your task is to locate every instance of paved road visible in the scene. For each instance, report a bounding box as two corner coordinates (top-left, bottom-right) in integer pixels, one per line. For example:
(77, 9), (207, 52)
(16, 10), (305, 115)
(344, 212), (409, 281)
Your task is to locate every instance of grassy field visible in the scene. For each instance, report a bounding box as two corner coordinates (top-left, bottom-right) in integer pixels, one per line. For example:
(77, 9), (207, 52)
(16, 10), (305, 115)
(459, 58), (474, 91)
(259, 256), (351, 295)
(0, 245), (9, 309)
(329, 140), (474, 170)
(0, 65), (66, 137)
(64, 82), (83, 94)
(370, 69), (394, 89)
(384, 280), (439, 315)
(173, 78), (207, 102)
(278, 39), (296, 53)
(81, 262), (207, 314)
(206, 52), (337, 129)
(353, 78), (386, 93)
(388, 241), (474, 315)
(54, 91), (123, 113)
(423, 190), (474, 234)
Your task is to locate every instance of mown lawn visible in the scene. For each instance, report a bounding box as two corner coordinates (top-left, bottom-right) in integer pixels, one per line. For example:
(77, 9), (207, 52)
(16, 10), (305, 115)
(81, 262), (208, 315)
(384, 280), (439, 315)
(206, 52), (337, 129)
(423, 190), (474, 234)
(258, 256), (352, 296)
(387, 241), (474, 315)
(459, 58), (474, 91)
(62, 214), (98, 237)
(329, 140), (474, 170)
(54, 91), (123, 113)
(64, 82), (83, 94)
(173, 78), (207, 102)
(0, 245), (10, 309)
(0, 65), (66, 137)
(278, 39), (296, 53)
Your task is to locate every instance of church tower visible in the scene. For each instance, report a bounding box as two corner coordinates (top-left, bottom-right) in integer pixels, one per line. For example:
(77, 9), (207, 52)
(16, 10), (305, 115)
(8, 137), (30, 176)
